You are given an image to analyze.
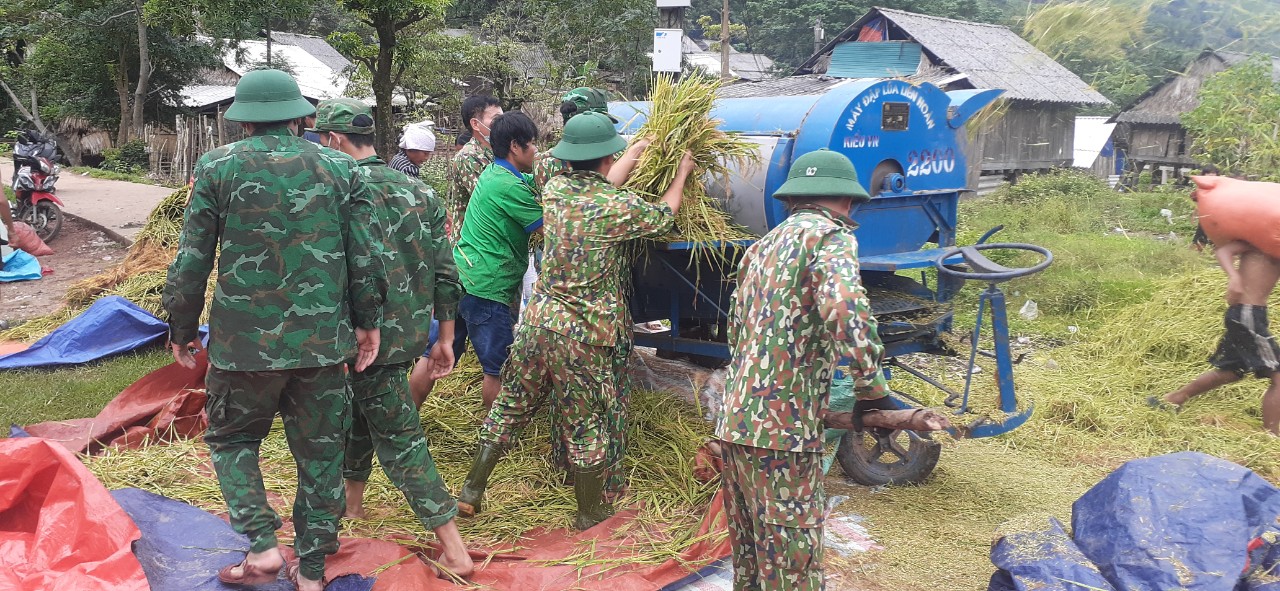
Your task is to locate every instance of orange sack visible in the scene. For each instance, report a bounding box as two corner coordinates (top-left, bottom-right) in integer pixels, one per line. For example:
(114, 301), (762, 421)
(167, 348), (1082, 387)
(1193, 175), (1280, 258)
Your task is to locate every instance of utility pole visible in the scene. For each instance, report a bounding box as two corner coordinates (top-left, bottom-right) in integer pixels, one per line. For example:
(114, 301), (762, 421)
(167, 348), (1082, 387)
(814, 17), (825, 55)
(720, 0), (730, 80)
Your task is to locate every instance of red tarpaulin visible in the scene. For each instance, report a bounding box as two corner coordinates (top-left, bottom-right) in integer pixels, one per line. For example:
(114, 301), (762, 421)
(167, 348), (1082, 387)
(23, 351), (209, 454)
(0, 437), (148, 591)
(17, 352), (731, 590)
(276, 495), (730, 591)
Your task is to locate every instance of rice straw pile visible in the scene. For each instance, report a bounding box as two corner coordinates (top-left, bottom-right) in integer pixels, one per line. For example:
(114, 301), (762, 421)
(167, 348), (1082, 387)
(888, 266), (1280, 481)
(0, 186), (192, 341)
(86, 357), (722, 565)
(624, 75), (758, 248)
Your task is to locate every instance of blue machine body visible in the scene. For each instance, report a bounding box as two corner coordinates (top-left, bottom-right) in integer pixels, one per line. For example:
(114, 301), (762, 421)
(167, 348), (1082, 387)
(610, 79), (1032, 438)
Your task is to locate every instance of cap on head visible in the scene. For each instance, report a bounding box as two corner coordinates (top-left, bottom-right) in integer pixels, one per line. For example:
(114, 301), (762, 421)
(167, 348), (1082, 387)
(771, 149), (870, 202)
(399, 124), (436, 151)
(562, 87), (619, 123)
(224, 69), (316, 123)
(550, 112), (628, 162)
(309, 98), (375, 134)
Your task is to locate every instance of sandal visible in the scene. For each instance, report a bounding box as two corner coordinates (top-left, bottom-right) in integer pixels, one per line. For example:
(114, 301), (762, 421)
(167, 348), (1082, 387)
(286, 562), (328, 590)
(217, 557), (281, 586)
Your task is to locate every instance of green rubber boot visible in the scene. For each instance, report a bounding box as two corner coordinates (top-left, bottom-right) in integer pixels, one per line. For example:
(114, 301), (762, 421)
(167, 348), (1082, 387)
(572, 464), (615, 531)
(457, 444), (502, 517)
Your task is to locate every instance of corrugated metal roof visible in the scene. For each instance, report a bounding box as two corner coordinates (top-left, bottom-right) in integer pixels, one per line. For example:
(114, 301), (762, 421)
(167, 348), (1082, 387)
(177, 85), (237, 108)
(828, 41), (921, 78)
(796, 7), (1109, 106)
(220, 38), (349, 100)
(717, 75), (852, 98)
(687, 50), (776, 82)
(716, 69), (960, 99)
(1073, 116), (1116, 167)
(271, 32), (352, 73)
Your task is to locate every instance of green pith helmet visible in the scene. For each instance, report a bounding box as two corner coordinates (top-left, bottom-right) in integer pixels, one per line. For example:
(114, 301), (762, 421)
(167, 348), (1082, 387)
(224, 69), (316, 123)
(562, 87), (619, 123)
(309, 98), (375, 134)
(550, 112), (627, 161)
(771, 149), (870, 202)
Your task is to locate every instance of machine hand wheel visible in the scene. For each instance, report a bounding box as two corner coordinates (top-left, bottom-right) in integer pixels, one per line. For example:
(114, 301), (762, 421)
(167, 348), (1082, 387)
(837, 427), (941, 486)
(934, 243), (1052, 283)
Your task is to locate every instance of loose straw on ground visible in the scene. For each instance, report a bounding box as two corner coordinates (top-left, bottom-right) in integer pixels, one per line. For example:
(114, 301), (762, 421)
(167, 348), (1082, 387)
(86, 358), (723, 567)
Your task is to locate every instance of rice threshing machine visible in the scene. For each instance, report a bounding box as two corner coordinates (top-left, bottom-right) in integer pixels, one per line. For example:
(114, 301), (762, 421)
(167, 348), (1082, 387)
(609, 79), (1052, 485)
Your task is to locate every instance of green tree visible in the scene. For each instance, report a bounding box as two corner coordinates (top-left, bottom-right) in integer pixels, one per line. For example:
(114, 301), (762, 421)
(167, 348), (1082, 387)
(1, 0), (214, 154)
(329, 0), (452, 156)
(1183, 55), (1280, 179)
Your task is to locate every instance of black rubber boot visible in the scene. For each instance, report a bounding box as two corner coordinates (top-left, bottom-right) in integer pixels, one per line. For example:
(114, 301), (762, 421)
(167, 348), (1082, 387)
(457, 444), (501, 517)
(572, 465), (614, 531)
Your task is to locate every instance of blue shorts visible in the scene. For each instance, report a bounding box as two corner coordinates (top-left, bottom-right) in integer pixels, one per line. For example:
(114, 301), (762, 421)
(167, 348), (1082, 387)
(458, 294), (516, 376)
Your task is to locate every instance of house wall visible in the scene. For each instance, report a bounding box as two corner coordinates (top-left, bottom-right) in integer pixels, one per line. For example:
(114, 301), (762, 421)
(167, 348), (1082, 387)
(1114, 123), (1195, 166)
(973, 102), (1075, 173)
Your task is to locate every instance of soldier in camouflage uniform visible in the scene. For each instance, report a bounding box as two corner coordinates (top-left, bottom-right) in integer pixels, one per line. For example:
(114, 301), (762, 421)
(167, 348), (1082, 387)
(408, 95), (504, 407)
(533, 87), (619, 192)
(718, 149), (893, 591)
(162, 70), (387, 591)
(307, 99), (474, 578)
(454, 112), (696, 529)
(532, 87), (652, 482)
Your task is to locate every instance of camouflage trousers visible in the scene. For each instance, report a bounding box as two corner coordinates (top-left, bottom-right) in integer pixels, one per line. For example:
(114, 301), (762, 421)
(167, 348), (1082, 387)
(482, 325), (620, 471)
(204, 365), (349, 582)
(343, 361), (458, 530)
(549, 339), (634, 493)
(720, 441), (825, 591)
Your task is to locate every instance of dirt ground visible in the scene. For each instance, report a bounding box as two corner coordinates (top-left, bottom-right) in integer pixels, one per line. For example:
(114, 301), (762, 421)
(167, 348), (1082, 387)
(1, 217), (128, 324)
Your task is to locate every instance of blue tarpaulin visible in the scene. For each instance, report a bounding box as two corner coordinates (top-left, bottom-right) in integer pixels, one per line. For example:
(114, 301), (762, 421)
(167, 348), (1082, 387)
(0, 249), (42, 282)
(989, 452), (1280, 591)
(988, 518), (1115, 591)
(0, 296), (167, 369)
(111, 488), (373, 591)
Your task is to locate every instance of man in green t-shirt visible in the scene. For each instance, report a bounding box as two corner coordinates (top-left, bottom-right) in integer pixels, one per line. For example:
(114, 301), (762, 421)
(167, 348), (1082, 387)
(453, 111), (543, 409)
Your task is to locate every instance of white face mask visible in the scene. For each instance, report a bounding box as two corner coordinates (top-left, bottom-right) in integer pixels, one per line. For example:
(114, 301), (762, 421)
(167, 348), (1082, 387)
(474, 120), (491, 145)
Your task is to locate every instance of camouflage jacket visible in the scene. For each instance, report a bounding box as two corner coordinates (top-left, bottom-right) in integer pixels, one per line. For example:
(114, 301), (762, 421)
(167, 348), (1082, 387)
(444, 138), (493, 244)
(163, 126), (387, 371)
(533, 151), (567, 195)
(523, 170), (674, 347)
(356, 155), (462, 366)
(718, 205), (889, 452)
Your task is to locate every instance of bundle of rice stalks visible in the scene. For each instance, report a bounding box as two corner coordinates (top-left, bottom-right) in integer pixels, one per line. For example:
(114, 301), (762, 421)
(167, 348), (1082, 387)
(624, 76), (758, 249)
(86, 357), (722, 566)
(0, 186), (190, 342)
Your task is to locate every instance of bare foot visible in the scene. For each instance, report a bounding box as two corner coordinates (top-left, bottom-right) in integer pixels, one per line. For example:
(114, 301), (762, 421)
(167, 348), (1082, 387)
(435, 550), (475, 580)
(431, 520), (475, 579)
(295, 574), (325, 591)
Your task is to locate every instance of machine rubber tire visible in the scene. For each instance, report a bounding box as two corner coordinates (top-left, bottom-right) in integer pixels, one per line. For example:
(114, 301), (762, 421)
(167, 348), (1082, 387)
(31, 202), (63, 243)
(837, 428), (941, 486)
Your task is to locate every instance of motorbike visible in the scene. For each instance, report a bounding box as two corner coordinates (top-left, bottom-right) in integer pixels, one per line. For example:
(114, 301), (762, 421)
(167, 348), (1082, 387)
(11, 130), (64, 242)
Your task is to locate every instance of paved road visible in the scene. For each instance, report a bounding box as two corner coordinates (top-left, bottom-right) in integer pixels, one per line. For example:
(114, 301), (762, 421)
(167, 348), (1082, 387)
(2, 157), (174, 244)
